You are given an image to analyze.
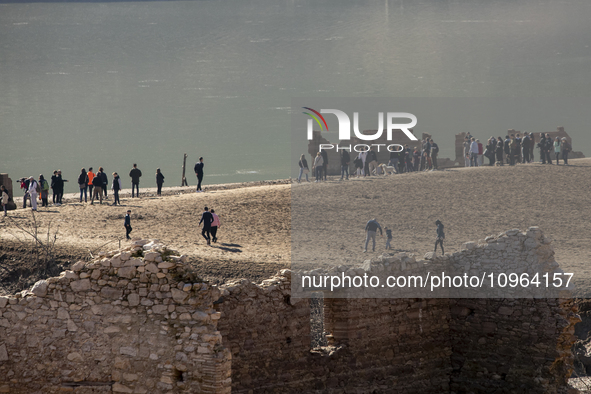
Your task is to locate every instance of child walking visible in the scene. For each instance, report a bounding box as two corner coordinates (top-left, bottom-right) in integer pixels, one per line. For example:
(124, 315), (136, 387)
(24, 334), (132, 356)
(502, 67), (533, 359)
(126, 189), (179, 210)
(385, 227), (393, 250)
(434, 220), (445, 255)
(125, 210), (132, 240)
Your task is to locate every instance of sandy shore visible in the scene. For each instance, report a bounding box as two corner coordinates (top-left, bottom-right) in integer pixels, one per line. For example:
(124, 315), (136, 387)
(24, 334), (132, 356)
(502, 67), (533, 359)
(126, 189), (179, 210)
(1, 158), (590, 295)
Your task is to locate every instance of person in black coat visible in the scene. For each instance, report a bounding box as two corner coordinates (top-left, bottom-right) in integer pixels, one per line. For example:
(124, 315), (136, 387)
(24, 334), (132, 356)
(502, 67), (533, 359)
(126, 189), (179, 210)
(194, 157), (204, 192)
(101, 170), (109, 198)
(340, 150), (350, 180)
(51, 171), (58, 204)
(55, 170), (68, 204)
(156, 168), (165, 196)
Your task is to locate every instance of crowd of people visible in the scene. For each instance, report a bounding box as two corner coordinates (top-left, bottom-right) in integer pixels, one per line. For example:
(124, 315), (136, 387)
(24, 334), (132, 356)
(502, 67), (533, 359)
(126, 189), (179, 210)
(298, 131), (575, 183)
(462, 132), (573, 167)
(6, 159), (210, 210)
(297, 137), (441, 182)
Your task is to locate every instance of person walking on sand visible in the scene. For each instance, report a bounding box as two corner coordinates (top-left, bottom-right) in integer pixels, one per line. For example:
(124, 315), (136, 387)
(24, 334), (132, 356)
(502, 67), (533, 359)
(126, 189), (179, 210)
(194, 157), (204, 192)
(39, 175), (49, 207)
(313, 152), (323, 182)
(78, 168), (89, 203)
(298, 154), (310, 183)
(434, 220), (445, 255)
(364, 218), (383, 253)
(124, 210), (132, 240)
(199, 206), (214, 245)
(129, 164), (142, 198)
(87, 167), (95, 199)
(156, 168), (165, 196)
(91, 167), (104, 205)
(210, 208), (220, 243)
(1, 185), (9, 217)
(112, 172), (122, 205)
(385, 226), (393, 250)
(28, 176), (38, 211)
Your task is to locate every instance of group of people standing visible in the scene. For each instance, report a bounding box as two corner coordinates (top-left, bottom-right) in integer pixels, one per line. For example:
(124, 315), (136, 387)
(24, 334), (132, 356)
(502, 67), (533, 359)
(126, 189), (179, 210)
(297, 137), (441, 182)
(464, 132), (573, 167)
(77, 164), (154, 205)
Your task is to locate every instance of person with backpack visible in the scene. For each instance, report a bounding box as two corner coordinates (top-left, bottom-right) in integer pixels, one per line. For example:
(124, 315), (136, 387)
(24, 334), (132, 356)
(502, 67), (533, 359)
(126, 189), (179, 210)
(434, 220), (445, 255)
(1, 185), (9, 217)
(78, 168), (89, 203)
(129, 164), (142, 198)
(561, 138), (572, 165)
(112, 172), (122, 205)
(340, 150), (350, 181)
(91, 168), (104, 205)
(28, 176), (39, 211)
(39, 175), (50, 207)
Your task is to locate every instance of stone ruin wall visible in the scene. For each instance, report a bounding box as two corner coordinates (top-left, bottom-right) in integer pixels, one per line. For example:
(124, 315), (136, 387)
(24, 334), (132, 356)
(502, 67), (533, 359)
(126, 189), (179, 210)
(0, 173), (17, 210)
(0, 240), (231, 394)
(0, 229), (582, 393)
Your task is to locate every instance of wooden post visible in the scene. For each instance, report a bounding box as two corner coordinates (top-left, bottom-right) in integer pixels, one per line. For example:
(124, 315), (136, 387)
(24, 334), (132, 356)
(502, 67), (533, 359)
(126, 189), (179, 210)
(181, 154), (188, 186)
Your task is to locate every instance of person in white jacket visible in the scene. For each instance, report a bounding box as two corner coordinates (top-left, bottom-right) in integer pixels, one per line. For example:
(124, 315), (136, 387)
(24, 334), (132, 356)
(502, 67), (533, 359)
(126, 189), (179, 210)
(28, 176), (38, 211)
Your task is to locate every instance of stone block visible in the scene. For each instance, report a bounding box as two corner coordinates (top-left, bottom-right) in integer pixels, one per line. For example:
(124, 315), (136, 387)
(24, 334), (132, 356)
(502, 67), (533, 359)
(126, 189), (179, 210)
(70, 279), (91, 292)
(31, 280), (49, 297)
(118, 267), (137, 279)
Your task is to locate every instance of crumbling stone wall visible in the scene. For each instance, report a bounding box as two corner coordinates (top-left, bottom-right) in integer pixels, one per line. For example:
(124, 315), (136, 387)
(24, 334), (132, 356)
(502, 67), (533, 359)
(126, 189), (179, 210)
(0, 173), (16, 210)
(0, 240), (231, 394)
(0, 229), (580, 393)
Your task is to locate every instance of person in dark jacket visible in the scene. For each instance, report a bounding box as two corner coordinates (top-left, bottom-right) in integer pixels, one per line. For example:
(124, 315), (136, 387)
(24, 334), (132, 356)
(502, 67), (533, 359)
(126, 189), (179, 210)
(545, 134), (554, 164)
(124, 210), (132, 239)
(320, 150), (328, 180)
(112, 172), (122, 205)
(51, 170), (58, 204)
(561, 138), (572, 165)
(55, 170), (68, 204)
(495, 137), (504, 165)
(199, 206), (214, 245)
(538, 133), (547, 164)
(430, 139), (439, 170)
(78, 168), (89, 203)
(298, 154), (309, 183)
(485, 138), (496, 166)
(100, 169), (108, 199)
(434, 220), (445, 255)
(91, 168), (104, 205)
(522, 133), (531, 163)
(364, 218), (383, 253)
(340, 150), (350, 180)
(194, 157), (204, 192)
(156, 168), (165, 196)
(129, 164), (142, 198)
